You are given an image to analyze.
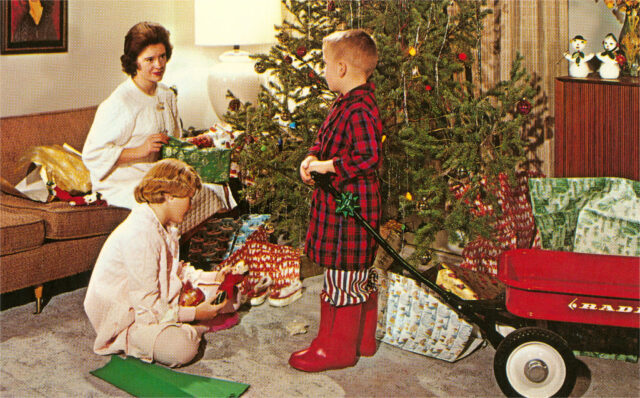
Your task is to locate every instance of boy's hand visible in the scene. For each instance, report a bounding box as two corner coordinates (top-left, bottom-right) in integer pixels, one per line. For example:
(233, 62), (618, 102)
(308, 159), (336, 175)
(300, 155), (318, 184)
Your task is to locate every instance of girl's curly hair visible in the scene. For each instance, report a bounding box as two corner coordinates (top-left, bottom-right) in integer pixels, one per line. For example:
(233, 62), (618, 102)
(134, 159), (201, 204)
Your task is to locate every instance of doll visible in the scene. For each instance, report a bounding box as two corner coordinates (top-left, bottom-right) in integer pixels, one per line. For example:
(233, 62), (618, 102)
(564, 35), (594, 78)
(596, 33), (621, 79)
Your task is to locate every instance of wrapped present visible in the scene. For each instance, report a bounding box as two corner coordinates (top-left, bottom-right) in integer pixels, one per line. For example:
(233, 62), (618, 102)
(161, 136), (231, 184)
(16, 144), (91, 201)
(187, 124), (245, 180)
(377, 272), (484, 362)
(215, 239), (302, 305)
(186, 123), (242, 149)
(529, 177), (640, 257)
(225, 214), (271, 258)
(455, 171), (539, 275)
(372, 220), (403, 270)
(572, 178), (640, 257)
(435, 263), (504, 300)
(187, 217), (239, 267)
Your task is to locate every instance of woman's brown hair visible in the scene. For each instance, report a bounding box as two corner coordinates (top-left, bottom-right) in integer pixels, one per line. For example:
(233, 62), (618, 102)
(121, 22), (173, 77)
(134, 159), (201, 204)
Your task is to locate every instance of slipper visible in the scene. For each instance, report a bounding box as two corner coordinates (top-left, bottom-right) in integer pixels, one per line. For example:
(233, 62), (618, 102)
(268, 280), (303, 307)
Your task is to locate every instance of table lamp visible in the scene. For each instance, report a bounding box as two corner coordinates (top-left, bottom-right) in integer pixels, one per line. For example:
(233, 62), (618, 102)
(194, 0), (281, 120)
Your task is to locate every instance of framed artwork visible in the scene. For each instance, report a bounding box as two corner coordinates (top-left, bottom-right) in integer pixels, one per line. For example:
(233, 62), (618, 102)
(1, 0), (67, 55)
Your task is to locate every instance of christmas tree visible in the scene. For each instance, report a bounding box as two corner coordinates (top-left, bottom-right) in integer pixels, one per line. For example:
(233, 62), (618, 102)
(224, 0), (535, 260)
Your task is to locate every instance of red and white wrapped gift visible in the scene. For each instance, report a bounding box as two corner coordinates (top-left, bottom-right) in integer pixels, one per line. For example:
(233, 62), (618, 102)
(451, 171), (540, 275)
(216, 238), (302, 306)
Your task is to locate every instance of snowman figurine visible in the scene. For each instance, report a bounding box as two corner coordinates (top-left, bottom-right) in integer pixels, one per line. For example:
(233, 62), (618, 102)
(564, 35), (593, 78)
(596, 33), (621, 79)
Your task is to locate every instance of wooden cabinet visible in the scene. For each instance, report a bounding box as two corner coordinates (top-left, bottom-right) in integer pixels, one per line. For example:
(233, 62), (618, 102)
(554, 76), (640, 180)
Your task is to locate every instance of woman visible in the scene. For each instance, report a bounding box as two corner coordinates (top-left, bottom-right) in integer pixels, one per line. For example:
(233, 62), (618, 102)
(83, 22), (177, 209)
(82, 22), (234, 229)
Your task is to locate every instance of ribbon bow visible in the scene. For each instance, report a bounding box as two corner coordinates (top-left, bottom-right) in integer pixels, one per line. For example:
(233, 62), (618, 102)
(573, 51), (584, 65)
(602, 49), (616, 60)
(335, 191), (360, 218)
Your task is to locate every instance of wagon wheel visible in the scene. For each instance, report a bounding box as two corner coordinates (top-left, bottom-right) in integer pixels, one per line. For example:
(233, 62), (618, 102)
(494, 327), (576, 398)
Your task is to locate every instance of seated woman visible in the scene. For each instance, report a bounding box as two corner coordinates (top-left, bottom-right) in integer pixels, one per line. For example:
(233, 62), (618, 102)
(84, 159), (244, 368)
(82, 21), (235, 233)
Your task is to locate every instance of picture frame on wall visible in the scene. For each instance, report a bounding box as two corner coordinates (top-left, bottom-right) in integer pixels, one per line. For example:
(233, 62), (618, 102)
(1, 0), (67, 55)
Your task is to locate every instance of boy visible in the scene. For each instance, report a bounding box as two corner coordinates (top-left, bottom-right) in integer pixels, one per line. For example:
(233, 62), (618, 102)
(290, 29), (382, 372)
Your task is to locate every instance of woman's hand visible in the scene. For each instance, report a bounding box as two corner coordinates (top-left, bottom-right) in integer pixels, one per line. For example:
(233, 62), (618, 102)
(139, 133), (169, 156)
(117, 133), (169, 165)
(300, 155), (317, 184)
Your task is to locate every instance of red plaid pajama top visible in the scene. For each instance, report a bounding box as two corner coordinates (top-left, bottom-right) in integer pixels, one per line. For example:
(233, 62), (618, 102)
(305, 82), (382, 271)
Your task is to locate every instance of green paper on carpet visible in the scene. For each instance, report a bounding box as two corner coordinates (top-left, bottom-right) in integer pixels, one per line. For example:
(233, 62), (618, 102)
(90, 356), (249, 397)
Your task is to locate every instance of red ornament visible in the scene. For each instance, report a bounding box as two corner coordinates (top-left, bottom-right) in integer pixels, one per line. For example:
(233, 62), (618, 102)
(458, 52), (468, 61)
(308, 70), (316, 79)
(327, 0), (335, 11)
(284, 55), (293, 64)
(296, 46), (307, 58)
(425, 84), (433, 91)
(179, 280), (205, 306)
(229, 98), (241, 112)
(516, 98), (531, 115)
(616, 53), (626, 67)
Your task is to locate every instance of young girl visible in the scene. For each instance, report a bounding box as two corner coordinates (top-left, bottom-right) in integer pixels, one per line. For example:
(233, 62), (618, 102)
(84, 159), (240, 367)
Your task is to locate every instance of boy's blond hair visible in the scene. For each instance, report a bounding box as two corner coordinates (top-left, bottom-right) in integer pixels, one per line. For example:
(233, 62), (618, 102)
(134, 158), (202, 204)
(323, 29), (378, 78)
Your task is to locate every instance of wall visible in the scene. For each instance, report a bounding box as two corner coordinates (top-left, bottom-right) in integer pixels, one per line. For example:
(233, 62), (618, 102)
(568, 0), (624, 56)
(0, 1), (625, 128)
(0, 0), (273, 128)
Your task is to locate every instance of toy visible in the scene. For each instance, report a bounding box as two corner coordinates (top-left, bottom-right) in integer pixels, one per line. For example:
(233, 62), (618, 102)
(596, 33), (621, 79)
(51, 185), (106, 206)
(179, 260), (248, 307)
(564, 35), (593, 78)
(219, 260), (248, 298)
(179, 280), (205, 306)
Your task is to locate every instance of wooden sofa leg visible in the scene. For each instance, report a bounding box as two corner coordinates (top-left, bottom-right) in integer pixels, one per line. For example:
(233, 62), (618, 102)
(34, 285), (43, 314)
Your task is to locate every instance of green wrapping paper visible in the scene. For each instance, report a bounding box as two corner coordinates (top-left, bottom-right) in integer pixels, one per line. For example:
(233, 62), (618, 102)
(162, 136), (231, 184)
(91, 356), (249, 397)
(529, 177), (640, 256)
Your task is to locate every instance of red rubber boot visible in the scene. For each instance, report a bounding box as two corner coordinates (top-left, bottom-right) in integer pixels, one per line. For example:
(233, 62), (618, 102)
(358, 291), (378, 357)
(288, 298), (334, 365)
(289, 303), (362, 372)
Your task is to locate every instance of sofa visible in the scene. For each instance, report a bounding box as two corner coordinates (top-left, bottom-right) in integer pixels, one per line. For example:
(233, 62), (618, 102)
(0, 107), (130, 313)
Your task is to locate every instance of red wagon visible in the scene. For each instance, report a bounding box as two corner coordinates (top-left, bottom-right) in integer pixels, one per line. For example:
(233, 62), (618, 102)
(311, 172), (639, 397)
(495, 249), (640, 397)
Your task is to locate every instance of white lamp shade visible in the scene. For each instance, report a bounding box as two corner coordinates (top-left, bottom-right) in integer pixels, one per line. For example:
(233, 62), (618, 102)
(194, 0), (281, 47)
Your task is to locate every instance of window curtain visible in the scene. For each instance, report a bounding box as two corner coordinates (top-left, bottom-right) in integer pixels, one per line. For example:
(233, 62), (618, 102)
(477, 0), (569, 177)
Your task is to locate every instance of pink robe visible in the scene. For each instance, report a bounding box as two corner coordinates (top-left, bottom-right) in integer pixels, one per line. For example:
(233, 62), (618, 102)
(83, 204), (224, 362)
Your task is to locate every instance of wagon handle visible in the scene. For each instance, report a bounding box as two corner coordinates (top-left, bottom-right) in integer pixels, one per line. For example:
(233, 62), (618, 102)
(310, 172), (447, 294)
(310, 171), (506, 348)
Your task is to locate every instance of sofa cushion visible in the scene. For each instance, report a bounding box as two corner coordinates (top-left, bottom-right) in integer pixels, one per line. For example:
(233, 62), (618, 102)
(0, 234), (108, 294)
(0, 209), (45, 256)
(0, 192), (129, 240)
